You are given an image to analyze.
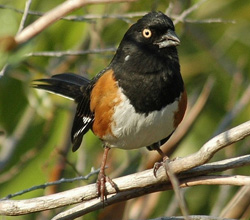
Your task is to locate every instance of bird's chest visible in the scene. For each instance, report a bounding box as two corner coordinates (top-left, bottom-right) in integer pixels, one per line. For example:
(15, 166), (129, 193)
(103, 88), (179, 149)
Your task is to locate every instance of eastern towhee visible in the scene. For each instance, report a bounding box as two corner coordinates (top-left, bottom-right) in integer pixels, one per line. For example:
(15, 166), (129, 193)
(33, 11), (187, 202)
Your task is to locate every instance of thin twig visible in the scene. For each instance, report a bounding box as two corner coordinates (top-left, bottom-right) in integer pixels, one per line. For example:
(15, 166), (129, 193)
(0, 64), (9, 78)
(0, 5), (145, 22)
(220, 185), (250, 219)
(0, 0), (32, 76)
(181, 155), (250, 177)
(1, 168), (100, 200)
(172, 17), (235, 24)
(213, 85), (250, 136)
(173, 0), (208, 25)
(17, 0), (33, 34)
(164, 160), (190, 219)
(14, 0), (136, 45)
(180, 175), (250, 187)
(0, 5), (235, 24)
(26, 48), (116, 57)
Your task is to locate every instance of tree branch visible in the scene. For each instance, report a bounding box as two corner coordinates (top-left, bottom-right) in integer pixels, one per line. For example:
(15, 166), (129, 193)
(17, 0), (33, 34)
(26, 48), (117, 57)
(173, 0), (208, 25)
(0, 5), (235, 24)
(53, 175), (250, 220)
(52, 155), (250, 219)
(1, 168), (100, 200)
(0, 121), (249, 217)
(14, 0), (136, 45)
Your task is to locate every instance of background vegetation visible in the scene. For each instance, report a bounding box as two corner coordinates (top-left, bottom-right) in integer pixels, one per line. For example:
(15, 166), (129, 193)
(0, 0), (249, 219)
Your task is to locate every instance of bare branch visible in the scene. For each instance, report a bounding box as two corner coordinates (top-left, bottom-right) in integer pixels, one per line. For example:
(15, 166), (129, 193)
(52, 175), (250, 220)
(17, 0), (33, 34)
(0, 64), (9, 77)
(173, 0), (208, 25)
(220, 185), (250, 219)
(14, 0), (136, 45)
(0, 5), (145, 22)
(163, 159), (190, 219)
(0, 121), (249, 217)
(0, 5), (234, 24)
(26, 48), (116, 57)
(0, 0), (32, 76)
(182, 155), (250, 177)
(1, 168), (100, 200)
(172, 17), (235, 24)
(213, 85), (250, 136)
(172, 120), (250, 173)
(180, 175), (250, 187)
(52, 155), (250, 219)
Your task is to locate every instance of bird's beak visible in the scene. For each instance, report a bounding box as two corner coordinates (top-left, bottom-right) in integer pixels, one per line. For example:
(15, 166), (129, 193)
(154, 29), (180, 48)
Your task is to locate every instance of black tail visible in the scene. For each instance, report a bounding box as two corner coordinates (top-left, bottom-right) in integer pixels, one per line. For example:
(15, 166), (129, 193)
(32, 73), (90, 102)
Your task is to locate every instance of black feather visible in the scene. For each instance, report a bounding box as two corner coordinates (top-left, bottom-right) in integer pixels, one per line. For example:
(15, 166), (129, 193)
(33, 73), (94, 151)
(32, 73), (90, 101)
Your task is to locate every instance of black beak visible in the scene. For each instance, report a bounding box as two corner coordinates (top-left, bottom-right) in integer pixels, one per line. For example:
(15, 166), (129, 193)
(154, 29), (180, 48)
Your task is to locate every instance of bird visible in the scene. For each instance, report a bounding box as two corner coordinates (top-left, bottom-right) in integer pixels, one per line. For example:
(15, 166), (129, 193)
(32, 11), (187, 202)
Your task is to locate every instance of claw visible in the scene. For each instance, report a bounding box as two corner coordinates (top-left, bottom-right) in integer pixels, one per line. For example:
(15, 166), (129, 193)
(96, 173), (106, 203)
(153, 155), (169, 177)
(96, 173), (117, 203)
(153, 162), (162, 177)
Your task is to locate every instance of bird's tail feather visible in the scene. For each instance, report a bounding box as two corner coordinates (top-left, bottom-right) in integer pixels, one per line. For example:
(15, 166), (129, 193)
(32, 73), (90, 102)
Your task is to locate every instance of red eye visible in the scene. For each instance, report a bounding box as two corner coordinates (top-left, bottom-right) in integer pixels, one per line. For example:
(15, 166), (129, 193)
(142, 28), (152, 38)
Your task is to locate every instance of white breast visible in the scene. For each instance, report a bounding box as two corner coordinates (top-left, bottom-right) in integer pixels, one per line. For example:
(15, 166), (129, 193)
(103, 88), (179, 150)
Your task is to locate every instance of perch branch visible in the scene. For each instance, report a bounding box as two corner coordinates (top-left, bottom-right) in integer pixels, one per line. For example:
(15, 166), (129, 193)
(53, 176), (250, 219)
(0, 121), (249, 217)
(52, 154), (250, 219)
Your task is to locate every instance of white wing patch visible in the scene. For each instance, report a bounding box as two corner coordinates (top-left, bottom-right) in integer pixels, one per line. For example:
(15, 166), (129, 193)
(73, 117), (92, 139)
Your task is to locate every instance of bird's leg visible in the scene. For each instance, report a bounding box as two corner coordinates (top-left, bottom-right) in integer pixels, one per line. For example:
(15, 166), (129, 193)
(96, 146), (116, 203)
(153, 147), (169, 177)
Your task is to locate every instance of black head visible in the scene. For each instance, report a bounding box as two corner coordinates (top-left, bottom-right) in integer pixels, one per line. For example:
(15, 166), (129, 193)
(111, 11), (180, 75)
(121, 12), (180, 51)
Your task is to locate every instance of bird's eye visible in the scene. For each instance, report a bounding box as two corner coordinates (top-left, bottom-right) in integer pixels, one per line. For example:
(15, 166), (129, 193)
(142, 28), (152, 38)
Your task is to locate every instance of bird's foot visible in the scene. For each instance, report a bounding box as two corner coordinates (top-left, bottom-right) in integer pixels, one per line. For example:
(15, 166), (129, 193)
(153, 156), (170, 177)
(96, 172), (116, 204)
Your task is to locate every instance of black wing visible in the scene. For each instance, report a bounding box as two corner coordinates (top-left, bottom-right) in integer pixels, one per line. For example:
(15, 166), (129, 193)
(33, 73), (94, 151)
(71, 84), (94, 152)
